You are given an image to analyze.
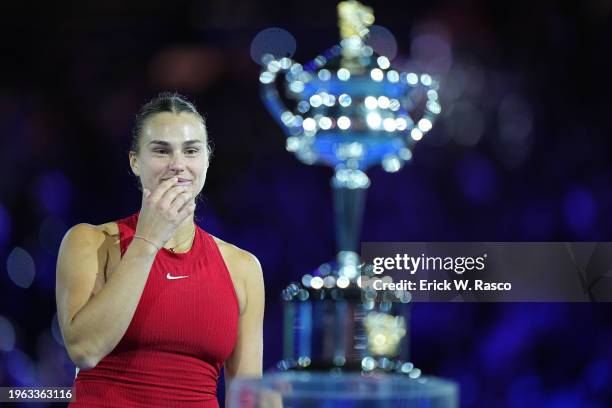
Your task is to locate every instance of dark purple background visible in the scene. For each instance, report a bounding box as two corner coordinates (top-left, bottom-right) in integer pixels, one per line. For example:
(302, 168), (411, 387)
(0, 0), (611, 407)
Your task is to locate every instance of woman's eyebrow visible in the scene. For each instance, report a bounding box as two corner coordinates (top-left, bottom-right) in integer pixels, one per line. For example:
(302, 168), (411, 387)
(183, 140), (204, 146)
(147, 140), (171, 146)
(147, 140), (203, 147)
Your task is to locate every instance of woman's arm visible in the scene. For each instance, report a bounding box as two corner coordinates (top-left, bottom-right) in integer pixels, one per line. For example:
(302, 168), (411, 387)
(56, 178), (195, 370)
(223, 250), (265, 403)
(56, 223), (159, 370)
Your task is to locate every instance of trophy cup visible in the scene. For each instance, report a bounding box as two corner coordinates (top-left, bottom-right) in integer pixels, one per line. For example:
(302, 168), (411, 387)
(229, 1), (458, 406)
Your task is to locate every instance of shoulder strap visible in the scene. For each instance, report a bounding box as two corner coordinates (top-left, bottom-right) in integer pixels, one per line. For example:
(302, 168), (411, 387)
(117, 213), (138, 257)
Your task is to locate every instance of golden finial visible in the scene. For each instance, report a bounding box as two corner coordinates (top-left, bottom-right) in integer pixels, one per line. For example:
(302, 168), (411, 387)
(337, 1), (375, 71)
(337, 0), (375, 40)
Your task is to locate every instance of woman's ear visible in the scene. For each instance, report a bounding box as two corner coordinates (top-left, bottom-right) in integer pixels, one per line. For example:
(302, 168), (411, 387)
(129, 151), (140, 176)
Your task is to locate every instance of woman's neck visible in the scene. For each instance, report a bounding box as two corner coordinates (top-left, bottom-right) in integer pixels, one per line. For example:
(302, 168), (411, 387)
(164, 216), (196, 251)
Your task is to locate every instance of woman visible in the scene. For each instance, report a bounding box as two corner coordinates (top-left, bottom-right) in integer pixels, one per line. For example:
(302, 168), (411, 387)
(55, 93), (264, 407)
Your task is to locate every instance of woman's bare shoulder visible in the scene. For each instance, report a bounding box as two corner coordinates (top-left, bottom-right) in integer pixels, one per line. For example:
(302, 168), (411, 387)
(96, 221), (120, 237)
(62, 221), (119, 248)
(209, 235), (264, 315)
(211, 236), (257, 263)
(210, 235), (262, 279)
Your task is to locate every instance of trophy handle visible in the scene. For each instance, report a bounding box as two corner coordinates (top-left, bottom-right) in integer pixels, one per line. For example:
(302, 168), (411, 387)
(259, 57), (297, 137)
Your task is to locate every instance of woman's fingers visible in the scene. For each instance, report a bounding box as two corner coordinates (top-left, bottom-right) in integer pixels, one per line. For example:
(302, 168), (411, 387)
(177, 202), (197, 221)
(136, 178), (195, 247)
(148, 177), (178, 203)
(157, 186), (188, 213)
(169, 191), (192, 215)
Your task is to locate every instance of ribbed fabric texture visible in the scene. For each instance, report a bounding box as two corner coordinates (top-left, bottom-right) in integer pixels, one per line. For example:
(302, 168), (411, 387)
(70, 213), (239, 407)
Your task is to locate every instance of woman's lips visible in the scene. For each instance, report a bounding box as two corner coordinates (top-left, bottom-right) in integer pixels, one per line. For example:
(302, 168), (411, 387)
(162, 178), (192, 185)
(175, 178), (192, 185)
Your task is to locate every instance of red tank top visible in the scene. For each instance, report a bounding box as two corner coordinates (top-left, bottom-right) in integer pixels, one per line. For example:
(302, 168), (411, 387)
(70, 213), (239, 407)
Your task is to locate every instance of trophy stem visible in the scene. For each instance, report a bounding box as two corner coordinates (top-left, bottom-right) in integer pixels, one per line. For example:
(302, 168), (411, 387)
(332, 169), (371, 266)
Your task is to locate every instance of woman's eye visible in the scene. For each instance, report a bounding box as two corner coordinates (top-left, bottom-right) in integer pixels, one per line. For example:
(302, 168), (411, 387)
(186, 149), (199, 155)
(153, 149), (167, 154)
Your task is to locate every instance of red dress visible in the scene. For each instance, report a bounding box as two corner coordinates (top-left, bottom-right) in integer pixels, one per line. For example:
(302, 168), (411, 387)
(70, 213), (239, 407)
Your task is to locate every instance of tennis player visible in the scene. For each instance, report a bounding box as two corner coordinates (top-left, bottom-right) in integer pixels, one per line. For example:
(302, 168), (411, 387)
(56, 93), (264, 407)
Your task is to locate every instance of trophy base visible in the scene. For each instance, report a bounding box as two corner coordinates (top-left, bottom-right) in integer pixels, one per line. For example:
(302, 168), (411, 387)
(227, 372), (459, 408)
(280, 254), (412, 374)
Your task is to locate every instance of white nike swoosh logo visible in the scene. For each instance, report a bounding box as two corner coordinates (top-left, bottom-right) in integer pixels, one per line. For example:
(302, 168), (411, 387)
(166, 273), (190, 280)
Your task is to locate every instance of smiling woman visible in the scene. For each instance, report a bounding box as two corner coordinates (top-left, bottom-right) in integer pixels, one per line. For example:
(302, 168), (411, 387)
(55, 93), (264, 407)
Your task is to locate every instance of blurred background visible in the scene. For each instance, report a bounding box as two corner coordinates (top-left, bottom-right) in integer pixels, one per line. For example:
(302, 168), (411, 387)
(1, 0), (612, 406)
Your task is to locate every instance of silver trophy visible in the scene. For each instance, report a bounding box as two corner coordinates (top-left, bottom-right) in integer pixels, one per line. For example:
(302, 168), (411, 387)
(229, 1), (457, 406)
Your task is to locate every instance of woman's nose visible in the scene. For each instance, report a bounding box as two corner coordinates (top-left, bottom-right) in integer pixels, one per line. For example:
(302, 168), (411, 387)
(169, 155), (186, 171)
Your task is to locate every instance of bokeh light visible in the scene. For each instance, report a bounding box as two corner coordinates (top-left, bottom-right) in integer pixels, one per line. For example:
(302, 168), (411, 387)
(410, 21), (453, 75)
(564, 187), (597, 235)
(365, 25), (398, 60)
(250, 27), (297, 65)
(35, 171), (72, 216)
(149, 47), (225, 92)
(445, 101), (484, 146)
(6, 348), (36, 386)
(584, 359), (609, 393)
(0, 315), (16, 352)
(6, 247), (36, 289)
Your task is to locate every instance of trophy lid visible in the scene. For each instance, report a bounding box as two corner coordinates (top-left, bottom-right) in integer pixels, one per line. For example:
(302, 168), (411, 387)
(258, 1), (441, 171)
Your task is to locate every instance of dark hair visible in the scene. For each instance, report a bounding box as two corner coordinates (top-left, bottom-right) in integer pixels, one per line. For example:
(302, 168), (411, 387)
(131, 92), (212, 156)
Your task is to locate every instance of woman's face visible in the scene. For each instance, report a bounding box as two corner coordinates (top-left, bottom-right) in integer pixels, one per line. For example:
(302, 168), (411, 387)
(129, 111), (209, 201)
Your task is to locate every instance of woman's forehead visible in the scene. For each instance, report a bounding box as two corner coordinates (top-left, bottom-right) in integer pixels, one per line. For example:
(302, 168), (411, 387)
(142, 112), (207, 142)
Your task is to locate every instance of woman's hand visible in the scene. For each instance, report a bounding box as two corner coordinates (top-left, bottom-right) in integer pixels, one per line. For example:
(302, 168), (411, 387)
(134, 177), (196, 248)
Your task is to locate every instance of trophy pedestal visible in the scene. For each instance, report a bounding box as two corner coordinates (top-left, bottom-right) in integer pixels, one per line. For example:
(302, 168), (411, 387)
(227, 372), (458, 407)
